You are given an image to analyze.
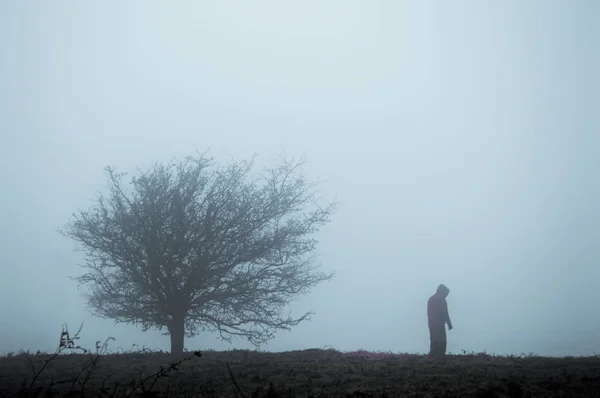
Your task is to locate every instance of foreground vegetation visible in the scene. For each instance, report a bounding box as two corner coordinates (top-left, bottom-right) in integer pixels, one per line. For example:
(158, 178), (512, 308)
(2, 345), (600, 397)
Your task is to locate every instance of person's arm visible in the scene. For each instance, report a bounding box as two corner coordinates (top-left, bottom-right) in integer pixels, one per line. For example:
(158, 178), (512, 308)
(444, 300), (453, 330)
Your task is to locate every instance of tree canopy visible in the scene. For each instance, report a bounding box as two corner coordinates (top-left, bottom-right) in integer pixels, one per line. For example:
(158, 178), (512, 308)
(62, 153), (336, 353)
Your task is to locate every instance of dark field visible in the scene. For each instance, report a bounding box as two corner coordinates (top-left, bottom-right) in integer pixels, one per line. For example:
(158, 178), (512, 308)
(1, 348), (600, 397)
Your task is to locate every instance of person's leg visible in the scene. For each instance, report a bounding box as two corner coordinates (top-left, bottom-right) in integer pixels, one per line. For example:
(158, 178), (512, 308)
(429, 326), (439, 356)
(429, 325), (445, 357)
(429, 338), (437, 356)
(440, 335), (447, 356)
(431, 341), (440, 357)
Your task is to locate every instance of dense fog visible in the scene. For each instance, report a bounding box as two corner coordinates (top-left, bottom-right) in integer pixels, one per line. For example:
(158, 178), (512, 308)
(1, 1), (599, 357)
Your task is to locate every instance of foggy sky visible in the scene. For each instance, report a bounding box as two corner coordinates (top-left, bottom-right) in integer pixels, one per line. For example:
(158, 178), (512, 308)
(1, 1), (599, 357)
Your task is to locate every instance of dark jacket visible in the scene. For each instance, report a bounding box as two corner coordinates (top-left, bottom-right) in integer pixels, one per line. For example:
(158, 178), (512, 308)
(428, 294), (450, 328)
(427, 284), (452, 329)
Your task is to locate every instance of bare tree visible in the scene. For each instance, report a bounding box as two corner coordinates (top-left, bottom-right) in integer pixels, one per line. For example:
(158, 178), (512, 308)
(62, 152), (336, 354)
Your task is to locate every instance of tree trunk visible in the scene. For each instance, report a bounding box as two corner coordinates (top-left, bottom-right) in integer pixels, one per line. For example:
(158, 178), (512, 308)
(169, 316), (185, 354)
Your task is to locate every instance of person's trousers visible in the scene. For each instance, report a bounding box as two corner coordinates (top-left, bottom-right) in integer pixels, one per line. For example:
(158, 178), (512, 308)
(429, 324), (447, 357)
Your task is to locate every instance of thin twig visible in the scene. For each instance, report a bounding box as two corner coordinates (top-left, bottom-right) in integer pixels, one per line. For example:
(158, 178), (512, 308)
(226, 362), (247, 398)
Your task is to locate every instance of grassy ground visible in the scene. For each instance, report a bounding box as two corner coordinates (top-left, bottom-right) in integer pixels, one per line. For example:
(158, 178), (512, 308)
(1, 348), (599, 397)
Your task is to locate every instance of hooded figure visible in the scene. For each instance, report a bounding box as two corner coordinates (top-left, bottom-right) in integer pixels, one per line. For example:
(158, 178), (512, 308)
(427, 284), (453, 357)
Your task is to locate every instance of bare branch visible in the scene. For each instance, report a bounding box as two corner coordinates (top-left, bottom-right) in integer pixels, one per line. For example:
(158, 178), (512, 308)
(62, 152), (336, 352)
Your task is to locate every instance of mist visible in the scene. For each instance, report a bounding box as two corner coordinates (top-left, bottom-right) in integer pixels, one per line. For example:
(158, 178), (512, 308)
(1, 1), (599, 358)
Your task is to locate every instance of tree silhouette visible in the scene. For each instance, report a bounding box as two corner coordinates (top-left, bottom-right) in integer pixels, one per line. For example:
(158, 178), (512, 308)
(62, 153), (336, 354)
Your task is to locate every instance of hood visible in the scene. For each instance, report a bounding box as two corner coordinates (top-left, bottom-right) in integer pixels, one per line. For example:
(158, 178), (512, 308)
(436, 284), (450, 297)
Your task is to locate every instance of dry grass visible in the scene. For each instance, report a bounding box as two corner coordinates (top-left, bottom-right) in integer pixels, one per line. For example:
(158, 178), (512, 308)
(1, 324), (599, 397)
(2, 343), (600, 397)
